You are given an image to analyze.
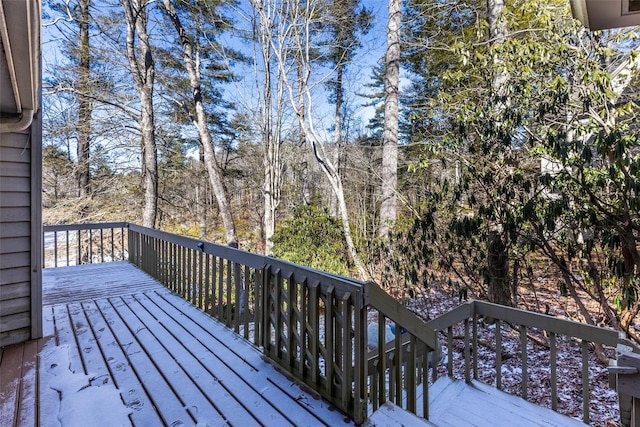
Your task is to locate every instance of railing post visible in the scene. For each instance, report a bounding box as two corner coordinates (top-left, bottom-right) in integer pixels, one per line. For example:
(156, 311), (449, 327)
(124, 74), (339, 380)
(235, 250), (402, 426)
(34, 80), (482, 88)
(353, 286), (367, 425)
(127, 226), (135, 265)
(611, 345), (640, 427)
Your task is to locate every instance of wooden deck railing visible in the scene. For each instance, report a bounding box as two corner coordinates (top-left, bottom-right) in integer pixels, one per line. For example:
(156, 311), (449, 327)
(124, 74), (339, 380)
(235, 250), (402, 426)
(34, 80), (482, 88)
(425, 300), (637, 424)
(43, 222), (128, 267)
(43, 223), (640, 425)
(44, 223), (439, 424)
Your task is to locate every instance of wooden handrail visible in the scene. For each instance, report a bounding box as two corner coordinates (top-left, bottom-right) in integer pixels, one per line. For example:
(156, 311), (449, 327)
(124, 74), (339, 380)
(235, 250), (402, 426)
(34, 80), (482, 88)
(44, 222), (129, 232)
(365, 282), (438, 351)
(473, 300), (624, 345)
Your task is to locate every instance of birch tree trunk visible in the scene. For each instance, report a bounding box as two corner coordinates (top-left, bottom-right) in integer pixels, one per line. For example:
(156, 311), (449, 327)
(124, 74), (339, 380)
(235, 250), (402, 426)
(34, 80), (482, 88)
(161, 0), (238, 247)
(252, 3), (283, 255)
(257, 0), (369, 279)
(330, 62), (344, 218)
(122, 0), (158, 228)
(379, 0), (400, 239)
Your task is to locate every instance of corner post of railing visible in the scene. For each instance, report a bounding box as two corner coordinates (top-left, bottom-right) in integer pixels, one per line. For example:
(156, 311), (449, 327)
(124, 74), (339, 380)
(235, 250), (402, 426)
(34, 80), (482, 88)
(126, 223), (135, 266)
(611, 344), (640, 427)
(353, 281), (370, 425)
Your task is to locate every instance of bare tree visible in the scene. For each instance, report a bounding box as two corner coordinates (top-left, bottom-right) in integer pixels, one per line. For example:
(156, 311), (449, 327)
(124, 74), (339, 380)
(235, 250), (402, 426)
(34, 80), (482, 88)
(246, 3), (286, 255)
(253, 0), (369, 279)
(160, 0), (238, 247)
(122, 0), (158, 228)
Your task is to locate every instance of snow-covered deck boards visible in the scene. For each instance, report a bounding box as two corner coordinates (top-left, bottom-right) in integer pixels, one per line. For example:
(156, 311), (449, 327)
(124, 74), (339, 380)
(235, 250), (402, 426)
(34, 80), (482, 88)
(1, 262), (351, 427)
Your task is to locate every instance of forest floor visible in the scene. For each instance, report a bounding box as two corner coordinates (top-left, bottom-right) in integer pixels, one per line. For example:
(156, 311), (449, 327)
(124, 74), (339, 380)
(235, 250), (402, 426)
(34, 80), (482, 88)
(400, 276), (628, 427)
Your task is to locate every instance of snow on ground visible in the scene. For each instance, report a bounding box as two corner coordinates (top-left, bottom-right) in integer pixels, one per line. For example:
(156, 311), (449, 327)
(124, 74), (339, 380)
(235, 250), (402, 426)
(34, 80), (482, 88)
(40, 344), (132, 427)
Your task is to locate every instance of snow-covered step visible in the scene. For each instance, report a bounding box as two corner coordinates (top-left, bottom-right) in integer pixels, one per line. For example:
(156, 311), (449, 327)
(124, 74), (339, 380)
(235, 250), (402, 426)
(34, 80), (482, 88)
(364, 401), (436, 426)
(427, 376), (586, 426)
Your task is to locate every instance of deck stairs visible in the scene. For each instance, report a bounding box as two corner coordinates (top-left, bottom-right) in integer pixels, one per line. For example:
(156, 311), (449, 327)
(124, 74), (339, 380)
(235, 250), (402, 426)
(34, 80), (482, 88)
(365, 377), (585, 427)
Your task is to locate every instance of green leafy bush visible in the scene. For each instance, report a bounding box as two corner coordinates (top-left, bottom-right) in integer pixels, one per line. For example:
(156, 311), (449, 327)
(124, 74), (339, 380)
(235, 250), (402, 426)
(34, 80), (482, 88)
(271, 206), (351, 276)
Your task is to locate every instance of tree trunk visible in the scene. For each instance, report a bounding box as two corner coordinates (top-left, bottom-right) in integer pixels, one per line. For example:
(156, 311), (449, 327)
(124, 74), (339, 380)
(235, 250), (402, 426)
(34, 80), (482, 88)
(123, 0), (158, 228)
(162, 0), (238, 247)
(485, 0), (511, 305)
(487, 230), (511, 306)
(330, 62), (344, 218)
(255, 10), (282, 256)
(76, 0), (91, 201)
(379, 0), (400, 239)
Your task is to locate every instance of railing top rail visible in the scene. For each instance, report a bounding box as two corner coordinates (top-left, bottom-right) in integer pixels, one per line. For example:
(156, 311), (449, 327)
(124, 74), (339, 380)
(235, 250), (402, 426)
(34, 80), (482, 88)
(425, 301), (475, 331)
(128, 224), (267, 270)
(265, 257), (365, 299)
(473, 300), (624, 345)
(365, 282), (439, 351)
(426, 299), (624, 347)
(43, 222), (129, 232)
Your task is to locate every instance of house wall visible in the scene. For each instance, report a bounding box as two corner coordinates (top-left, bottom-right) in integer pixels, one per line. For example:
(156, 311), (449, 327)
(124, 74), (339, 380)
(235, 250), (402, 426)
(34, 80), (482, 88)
(0, 115), (42, 347)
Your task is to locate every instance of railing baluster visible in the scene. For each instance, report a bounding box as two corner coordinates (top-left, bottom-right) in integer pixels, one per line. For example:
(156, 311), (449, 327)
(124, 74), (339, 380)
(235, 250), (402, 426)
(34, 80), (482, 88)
(89, 229), (93, 263)
(234, 263), (242, 333)
(496, 319), (502, 389)
(211, 255), (218, 317)
(160, 239), (165, 285)
(423, 345), (429, 419)
(77, 229), (81, 265)
(65, 230), (70, 266)
(582, 340), (590, 424)
(172, 242), (178, 292)
(205, 254), (211, 315)
(299, 278), (307, 376)
(464, 318), (470, 383)
(447, 325), (454, 377)
(110, 228), (115, 262)
(473, 312), (478, 380)
(408, 335), (417, 414)
(378, 314), (387, 407)
(342, 294), (351, 412)
(100, 228), (104, 263)
(309, 282), (319, 384)
(53, 232), (58, 268)
(191, 248), (197, 305)
(226, 259), (232, 327)
(286, 273), (295, 367)
(198, 251), (204, 310)
(253, 268), (264, 346)
(395, 321), (402, 406)
(217, 257), (224, 320)
(550, 332), (557, 411)
(520, 325), (528, 400)
(325, 286), (334, 399)
(121, 226), (125, 260)
(372, 358), (379, 411)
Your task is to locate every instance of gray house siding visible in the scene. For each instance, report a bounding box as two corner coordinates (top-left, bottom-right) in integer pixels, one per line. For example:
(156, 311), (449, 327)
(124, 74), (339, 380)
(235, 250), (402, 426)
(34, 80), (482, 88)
(0, 119), (42, 347)
(0, 0), (43, 347)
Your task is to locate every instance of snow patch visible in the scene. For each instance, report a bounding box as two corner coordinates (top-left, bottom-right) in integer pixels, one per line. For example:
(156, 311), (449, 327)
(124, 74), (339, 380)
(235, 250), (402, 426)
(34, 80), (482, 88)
(41, 345), (131, 426)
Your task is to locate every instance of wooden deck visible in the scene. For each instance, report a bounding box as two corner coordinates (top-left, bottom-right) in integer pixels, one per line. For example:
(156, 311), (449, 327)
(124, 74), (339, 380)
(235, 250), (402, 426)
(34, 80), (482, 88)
(1, 262), (352, 427)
